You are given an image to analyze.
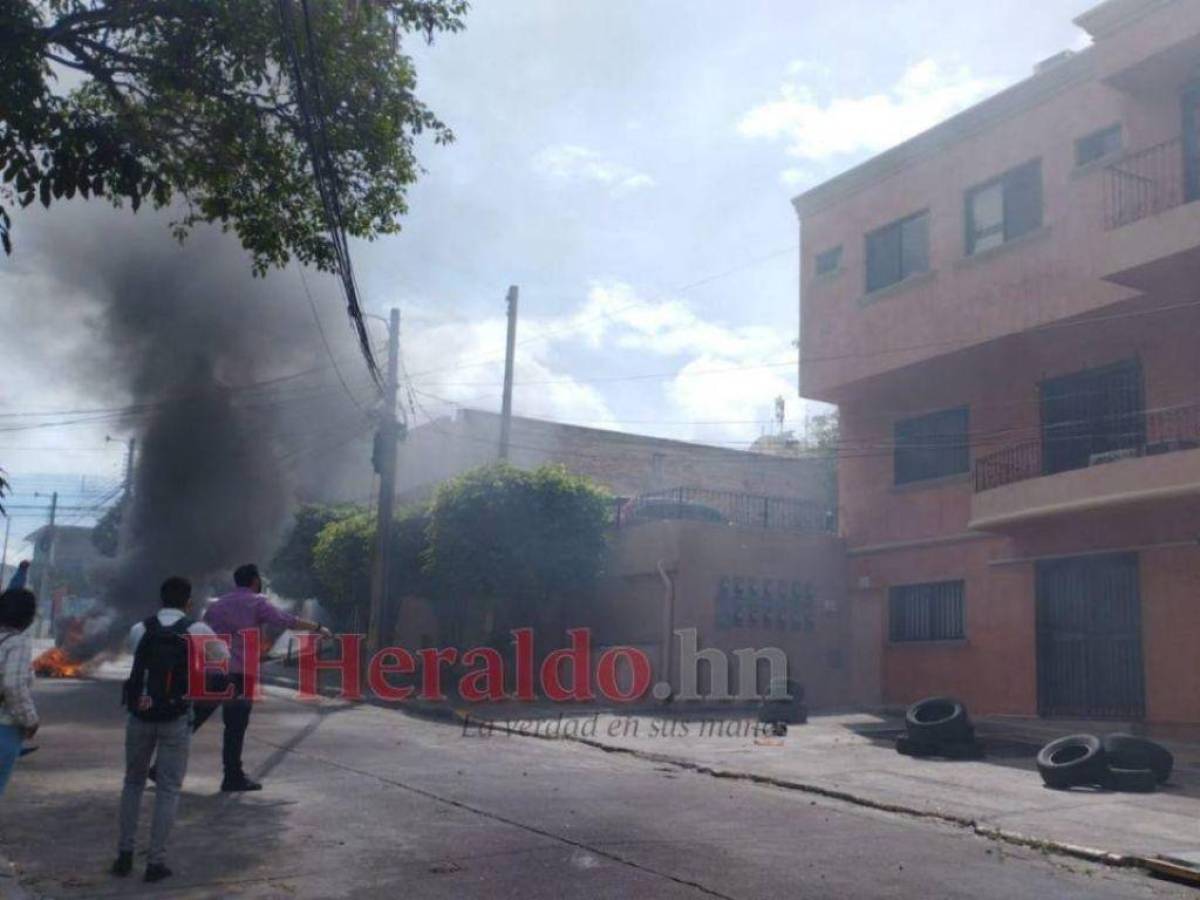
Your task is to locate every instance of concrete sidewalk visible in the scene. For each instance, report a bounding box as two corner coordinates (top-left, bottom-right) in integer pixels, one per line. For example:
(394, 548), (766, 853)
(459, 707), (1200, 866)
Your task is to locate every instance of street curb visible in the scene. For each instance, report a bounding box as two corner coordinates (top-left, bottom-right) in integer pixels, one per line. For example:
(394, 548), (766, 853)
(453, 709), (1139, 871)
(257, 679), (1146, 873)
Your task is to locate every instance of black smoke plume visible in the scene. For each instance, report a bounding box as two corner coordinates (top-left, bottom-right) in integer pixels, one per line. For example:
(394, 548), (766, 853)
(3, 205), (375, 657)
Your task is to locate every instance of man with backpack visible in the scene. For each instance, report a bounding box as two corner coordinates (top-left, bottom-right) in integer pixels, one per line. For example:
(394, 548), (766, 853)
(112, 576), (227, 884)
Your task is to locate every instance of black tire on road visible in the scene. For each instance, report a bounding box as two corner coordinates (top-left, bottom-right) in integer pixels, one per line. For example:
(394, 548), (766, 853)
(905, 697), (971, 744)
(1103, 766), (1158, 793)
(1102, 733), (1173, 784)
(1036, 734), (1107, 789)
(896, 735), (937, 757)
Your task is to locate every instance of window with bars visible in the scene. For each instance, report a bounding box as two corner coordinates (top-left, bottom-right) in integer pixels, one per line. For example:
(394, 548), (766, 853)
(893, 406), (969, 485)
(889, 580), (966, 642)
(965, 159), (1042, 255)
(865, 211), (929, 293)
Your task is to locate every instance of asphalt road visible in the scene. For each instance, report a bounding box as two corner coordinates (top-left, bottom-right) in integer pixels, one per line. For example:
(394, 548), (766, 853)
(0, 678), (1191, 899)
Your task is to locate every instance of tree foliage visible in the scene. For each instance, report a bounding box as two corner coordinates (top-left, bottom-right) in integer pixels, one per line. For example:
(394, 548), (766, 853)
(296, 465), (609, 639)
(424, 464), (611, 639)
(309, 504), (429, 624)
(267, 502), (354, 599)
(0, 0), (468, 270)
(311, 509), (373, 620)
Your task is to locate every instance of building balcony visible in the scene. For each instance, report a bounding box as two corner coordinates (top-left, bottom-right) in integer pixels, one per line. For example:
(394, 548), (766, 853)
(970, 404), (1200, 531)
(1099, 137), (1200, 293)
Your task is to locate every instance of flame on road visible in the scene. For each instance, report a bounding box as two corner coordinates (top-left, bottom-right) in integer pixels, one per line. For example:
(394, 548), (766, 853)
(33, 647), (85, 678)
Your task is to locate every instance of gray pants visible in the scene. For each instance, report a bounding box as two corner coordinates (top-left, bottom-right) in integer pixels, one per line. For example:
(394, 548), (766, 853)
(118, 715), (191, 866)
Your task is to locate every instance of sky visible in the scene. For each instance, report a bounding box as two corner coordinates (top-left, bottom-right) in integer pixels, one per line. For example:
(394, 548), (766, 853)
(0, 0), (1097, 559)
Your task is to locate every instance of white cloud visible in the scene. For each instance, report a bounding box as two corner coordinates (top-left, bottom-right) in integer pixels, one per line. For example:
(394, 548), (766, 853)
(779, 168), (811, 189)
(738, 58), (1002, 162)
(403, 311), (617, 430)
(563, 281), (788, 363)
(665, 354), (799, 445)
(531, 144), (656, 195)
(406, 280), (817, 446)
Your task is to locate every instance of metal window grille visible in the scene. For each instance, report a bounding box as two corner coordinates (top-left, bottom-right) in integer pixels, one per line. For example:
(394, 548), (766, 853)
(889, 580), (965, 642)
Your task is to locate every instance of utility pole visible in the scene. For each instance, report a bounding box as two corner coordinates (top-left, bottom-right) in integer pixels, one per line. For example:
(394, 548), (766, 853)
(122, 437), (136, 499)
(367, 308), (401, 655)
(499, 285), (518, 460)
(37, 492), (57, 638)
(1, 515), (10, 579)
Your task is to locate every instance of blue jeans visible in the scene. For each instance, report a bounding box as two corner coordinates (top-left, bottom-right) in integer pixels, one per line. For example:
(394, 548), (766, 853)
(0, 723), (23, 796)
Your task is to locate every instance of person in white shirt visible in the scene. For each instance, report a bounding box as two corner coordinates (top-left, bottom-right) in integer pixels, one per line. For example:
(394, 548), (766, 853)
(113, 576), (228, 884)
(0, 587), (39, 796)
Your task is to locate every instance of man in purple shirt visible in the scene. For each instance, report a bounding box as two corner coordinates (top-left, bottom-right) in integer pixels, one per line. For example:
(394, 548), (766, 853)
(194, 563), (329, 791)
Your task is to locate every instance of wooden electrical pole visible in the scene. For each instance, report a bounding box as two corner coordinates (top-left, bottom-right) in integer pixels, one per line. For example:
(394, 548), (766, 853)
(123, 437), (136, 499)
(107, 435), (136, 556)
(499, 285), (518, 460)
(367, 308), (401, 655)
(37, 491), (57, 637)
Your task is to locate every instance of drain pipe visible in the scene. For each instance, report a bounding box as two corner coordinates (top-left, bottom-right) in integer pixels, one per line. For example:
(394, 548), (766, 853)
(657, 560), (675, 698)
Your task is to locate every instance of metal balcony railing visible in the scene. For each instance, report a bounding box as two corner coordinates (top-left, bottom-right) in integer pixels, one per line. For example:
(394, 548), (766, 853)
(616, 487), (836, 534)
(974, 403), (1200, 492)
(1104, 137), (1188, 229)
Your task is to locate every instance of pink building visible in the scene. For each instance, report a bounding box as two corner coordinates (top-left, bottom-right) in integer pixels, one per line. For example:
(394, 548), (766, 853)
(796, 0), (1200, 725)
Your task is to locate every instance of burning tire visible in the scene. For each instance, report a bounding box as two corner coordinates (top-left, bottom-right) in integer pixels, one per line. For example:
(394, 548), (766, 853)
(1102, 734), (1173, 784)
(32, 647), (85, 678)
(1036, 735), (1107, 789)
(905, 696), (971, 744)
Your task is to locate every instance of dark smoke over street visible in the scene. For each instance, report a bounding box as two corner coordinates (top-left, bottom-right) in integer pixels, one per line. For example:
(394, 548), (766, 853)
(6, 205), (375, 655)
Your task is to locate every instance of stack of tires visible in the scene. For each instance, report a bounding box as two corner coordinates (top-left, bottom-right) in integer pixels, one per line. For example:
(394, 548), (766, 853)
(896, 697), (984, 759)
(1036, 733), (1173, 792)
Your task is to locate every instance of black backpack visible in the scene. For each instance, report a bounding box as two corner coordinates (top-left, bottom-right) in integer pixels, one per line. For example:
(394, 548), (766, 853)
(123, 615), (194, 722)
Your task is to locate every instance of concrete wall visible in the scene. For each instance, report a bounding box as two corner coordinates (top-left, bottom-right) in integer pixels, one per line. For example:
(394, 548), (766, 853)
(396, 409), (832, 507)
(598, 520), (852, 709)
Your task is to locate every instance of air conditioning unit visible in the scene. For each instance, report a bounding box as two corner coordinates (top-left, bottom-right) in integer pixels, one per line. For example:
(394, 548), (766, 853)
(1089, 447), (1140, 466)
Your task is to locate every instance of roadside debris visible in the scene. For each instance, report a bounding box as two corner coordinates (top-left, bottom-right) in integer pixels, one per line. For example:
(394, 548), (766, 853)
(896, 697), (985, 760)
(1036, 733), (1173, 792)
(758, 678), (807, 737)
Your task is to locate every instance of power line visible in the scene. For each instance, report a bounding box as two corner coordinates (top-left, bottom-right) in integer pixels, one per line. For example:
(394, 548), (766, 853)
(296, 264), (370, 414)
(278, 0), (383, 388)
(413, 296), (1200, 390)
(405, 244), (800, 381)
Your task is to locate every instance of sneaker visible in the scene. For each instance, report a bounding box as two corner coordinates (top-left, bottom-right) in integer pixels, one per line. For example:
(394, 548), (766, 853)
(144, 863), (172, 883)
(110, 851), (133, 877)
(220, 776), (262, 792)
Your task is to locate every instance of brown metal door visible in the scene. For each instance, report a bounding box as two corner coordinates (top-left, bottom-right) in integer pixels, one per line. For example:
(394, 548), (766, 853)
(1036, 554), (1144, 720)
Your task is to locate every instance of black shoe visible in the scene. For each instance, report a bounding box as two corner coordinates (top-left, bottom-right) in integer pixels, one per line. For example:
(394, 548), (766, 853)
(144, 863), (172, 883)
(147, 763), (157, 783)
(18, 745), (37, 758)
(110, 852), (133, 877)
(220, 776), (262, 792)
